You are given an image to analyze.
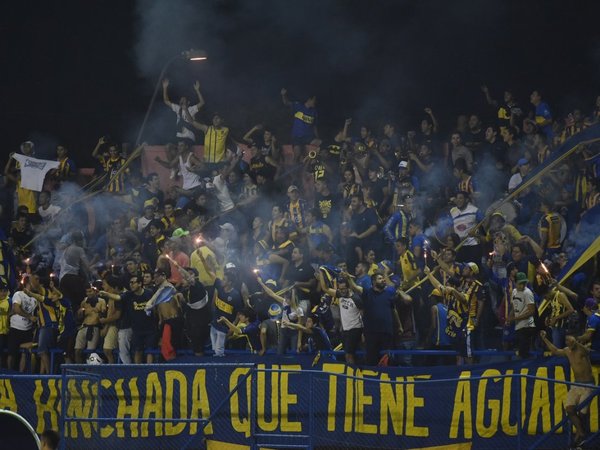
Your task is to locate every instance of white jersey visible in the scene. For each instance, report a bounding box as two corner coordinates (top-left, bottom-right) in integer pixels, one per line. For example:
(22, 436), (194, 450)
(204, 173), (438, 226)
(213, 174), (235, 212)
(170, 103), (200, 141)
(10, 291), (38, 331)
(179, 153), (202, 190)
(338, 295), (363, 331)
(511, 287), (536, 331)
(450, 203), (479, 246)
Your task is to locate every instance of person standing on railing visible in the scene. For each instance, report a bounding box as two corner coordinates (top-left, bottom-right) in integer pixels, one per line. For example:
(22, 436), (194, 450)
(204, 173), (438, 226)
(540, 330), (593, 448)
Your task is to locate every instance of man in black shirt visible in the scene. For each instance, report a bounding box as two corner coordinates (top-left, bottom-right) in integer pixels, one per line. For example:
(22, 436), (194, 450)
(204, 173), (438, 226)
(284, 246), (317, 314)
(314, 178), (341, 229)
(180, 268), (211, 356)
(101, 275), (156, 364)
(349, 194), (380, 262)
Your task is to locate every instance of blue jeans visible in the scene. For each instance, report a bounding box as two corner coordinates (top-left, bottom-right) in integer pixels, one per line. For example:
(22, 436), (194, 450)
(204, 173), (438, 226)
(397, 339), (416, 366)
(277, 328), (298, 355)
(118, 328), (132, 364)
(551, 326), (566, 349)
(210, 326), (227, 356)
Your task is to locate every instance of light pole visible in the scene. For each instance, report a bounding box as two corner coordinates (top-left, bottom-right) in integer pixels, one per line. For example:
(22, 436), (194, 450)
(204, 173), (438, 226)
(134, 49), (208, 146)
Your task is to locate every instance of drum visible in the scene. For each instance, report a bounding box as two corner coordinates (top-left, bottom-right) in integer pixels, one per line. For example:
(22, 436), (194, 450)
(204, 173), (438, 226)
(486, 198), (519, 224)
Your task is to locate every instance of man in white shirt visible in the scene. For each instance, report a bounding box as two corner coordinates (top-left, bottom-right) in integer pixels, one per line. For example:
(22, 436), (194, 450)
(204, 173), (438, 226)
(508, 272), (536, 358)
(508, 158), (531, 192)
(7, 276), (39, 371)
(450, 191), (483, 263)
(162, 79), (205, 142)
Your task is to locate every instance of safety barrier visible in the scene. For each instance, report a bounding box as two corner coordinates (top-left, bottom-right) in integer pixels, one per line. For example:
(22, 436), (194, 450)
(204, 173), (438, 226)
(51, 361), (600, 449)
(2, 358), (600, 449)
(17, 347), (554, 374)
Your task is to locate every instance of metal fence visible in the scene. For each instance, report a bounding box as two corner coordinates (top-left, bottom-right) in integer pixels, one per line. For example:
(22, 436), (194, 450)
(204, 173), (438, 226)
(47, 363), (600, 449)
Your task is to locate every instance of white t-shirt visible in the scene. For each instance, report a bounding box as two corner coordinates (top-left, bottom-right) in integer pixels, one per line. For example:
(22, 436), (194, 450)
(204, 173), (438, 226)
(10, 291), (38, 331)
(282, 300), (304, 329)
(213, 174), (235, 212)
(338, 295), (363, 331)
(170, 104), (200, 141)
(38, 204), (62, 221)
(12, 154), (60, 192)
(511, 287), (536, 330)
(508, 173), (523, 192)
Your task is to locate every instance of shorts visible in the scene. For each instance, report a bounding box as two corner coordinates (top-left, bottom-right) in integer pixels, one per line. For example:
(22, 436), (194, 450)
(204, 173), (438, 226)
(450, 330), (472, 359)
(103, 325), (118, 350)
(343, 328), (363, 355)
(566, 385), (595, 414)
(7, 328), (34, 356)
(38, 327), (57, 353)
(75, 326), (100, 350)
(132, 330), (158, 352)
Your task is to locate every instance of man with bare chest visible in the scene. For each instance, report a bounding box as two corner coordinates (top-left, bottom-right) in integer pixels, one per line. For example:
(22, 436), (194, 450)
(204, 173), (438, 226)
(144, 269), (184, 360)
(540, 330), (595, 447)
(74, 284), (106, 363)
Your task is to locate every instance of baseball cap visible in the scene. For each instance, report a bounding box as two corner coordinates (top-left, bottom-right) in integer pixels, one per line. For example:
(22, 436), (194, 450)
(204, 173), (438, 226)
(225, 262), (237, 270)
(518, 158), (530, 167)
(143, 200), (156, 209)
(584, 298), (597, 310)
(516, 272), (528, 284)
(287, 185), (299, 193)
(219, 223), (235, 232)
(467, 262), (479, 275)
(171, 228), (190, 239)
(398, 160), (409, 169)
(268, 303), (282, 318)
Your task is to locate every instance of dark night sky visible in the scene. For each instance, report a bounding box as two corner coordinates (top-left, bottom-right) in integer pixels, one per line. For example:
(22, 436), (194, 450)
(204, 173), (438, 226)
(2, 0), (600, 164)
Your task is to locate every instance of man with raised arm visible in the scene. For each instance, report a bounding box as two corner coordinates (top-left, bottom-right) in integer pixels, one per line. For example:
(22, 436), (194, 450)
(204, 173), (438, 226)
(162, 79), (205, 142)
(280, 88), (319, 163)
(540, 330), (594, 447)
(345, 271), (401, 366)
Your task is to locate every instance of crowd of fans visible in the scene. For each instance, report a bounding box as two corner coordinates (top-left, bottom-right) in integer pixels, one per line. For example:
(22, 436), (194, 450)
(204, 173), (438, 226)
(1, 82), (600, 373)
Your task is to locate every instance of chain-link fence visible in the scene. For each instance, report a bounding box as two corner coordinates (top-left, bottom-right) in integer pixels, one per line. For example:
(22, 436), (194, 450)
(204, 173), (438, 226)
(48, 362), (600, 449)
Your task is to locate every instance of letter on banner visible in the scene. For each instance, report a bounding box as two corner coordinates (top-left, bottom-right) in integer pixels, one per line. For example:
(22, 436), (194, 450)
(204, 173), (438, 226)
(190, 369), (212, 435)
(379, 374), (404, 436)
(141, 372), (163, 437)
(406, 375), (429, 437)
(475, 369), (500, 438)
(450, 371), (472, 439)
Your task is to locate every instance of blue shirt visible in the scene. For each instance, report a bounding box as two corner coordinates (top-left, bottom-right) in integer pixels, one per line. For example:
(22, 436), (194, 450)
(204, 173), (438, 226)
(240, 320), (262, 352)
(383, 211), (409, 242)
(212, 279), (243, 332)
(357, 275), (372, 291)
(361, 286), (397, 335)
(291, 102), (317, 139)
(535, 102), (553, 140)
(586, 312), (600, 352)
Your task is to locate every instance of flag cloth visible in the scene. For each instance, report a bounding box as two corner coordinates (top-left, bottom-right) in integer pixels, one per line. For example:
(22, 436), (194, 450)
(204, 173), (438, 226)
(319, 265), (341, 289)
(11, 154), (60, 192)
(559, 204), (600, 283)
(144, 282), (176, 314)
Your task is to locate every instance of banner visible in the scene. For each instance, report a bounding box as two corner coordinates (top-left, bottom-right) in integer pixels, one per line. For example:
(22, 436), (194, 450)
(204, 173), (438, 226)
(1, 356), (599, 449)
(11, 154), (60, 192)
(559, 204), (600, 283)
